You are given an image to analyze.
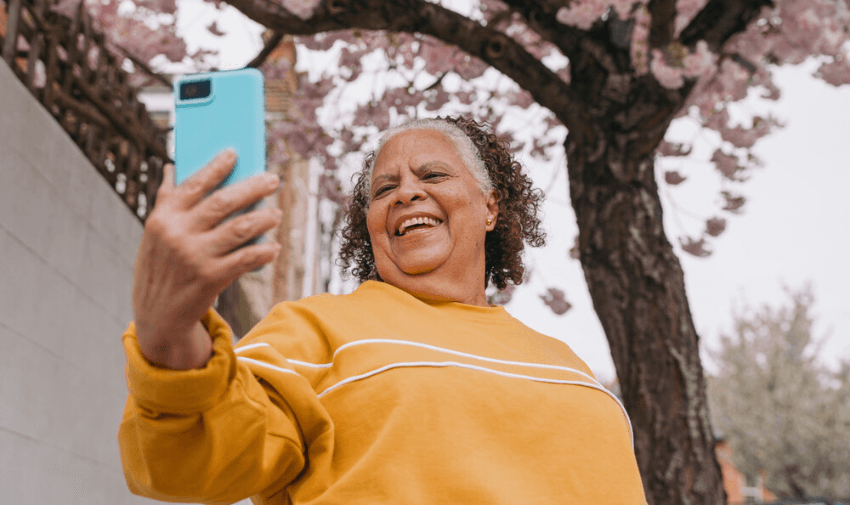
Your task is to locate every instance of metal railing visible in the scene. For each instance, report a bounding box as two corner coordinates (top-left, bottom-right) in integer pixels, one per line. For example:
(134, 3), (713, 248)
(1, 0), (169, 221)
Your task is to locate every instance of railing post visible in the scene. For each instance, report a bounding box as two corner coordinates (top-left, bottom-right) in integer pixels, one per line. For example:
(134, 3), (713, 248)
(2, 0), (23, 65)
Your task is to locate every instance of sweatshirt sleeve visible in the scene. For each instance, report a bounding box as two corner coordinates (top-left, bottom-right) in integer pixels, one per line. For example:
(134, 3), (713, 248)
(118, 308), (331, 504)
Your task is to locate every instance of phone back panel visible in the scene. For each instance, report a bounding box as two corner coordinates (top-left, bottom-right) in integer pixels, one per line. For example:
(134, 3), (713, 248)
(174, 68), (265, 185)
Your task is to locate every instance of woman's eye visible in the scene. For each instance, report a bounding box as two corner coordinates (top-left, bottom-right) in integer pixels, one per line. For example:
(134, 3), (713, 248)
(374, 185), (393, 197)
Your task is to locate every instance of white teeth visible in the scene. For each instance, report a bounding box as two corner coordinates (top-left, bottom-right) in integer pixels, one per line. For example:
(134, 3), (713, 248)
(397, 216), (441, 236)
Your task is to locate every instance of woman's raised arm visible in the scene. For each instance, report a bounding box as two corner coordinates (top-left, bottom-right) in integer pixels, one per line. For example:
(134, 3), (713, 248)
(132, 149), (282, 369)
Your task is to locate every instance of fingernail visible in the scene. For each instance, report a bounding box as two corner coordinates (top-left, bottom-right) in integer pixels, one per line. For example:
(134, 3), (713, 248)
(263, 172), (281, 187)
(220, 148), (236, 161)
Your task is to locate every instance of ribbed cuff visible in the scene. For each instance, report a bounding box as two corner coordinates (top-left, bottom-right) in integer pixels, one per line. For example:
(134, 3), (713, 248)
(123, 309), (236, 414)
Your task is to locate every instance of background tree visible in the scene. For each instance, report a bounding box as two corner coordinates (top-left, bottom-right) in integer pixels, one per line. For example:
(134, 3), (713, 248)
(708, 285), (850, 500)
(78, 0), (850, 504)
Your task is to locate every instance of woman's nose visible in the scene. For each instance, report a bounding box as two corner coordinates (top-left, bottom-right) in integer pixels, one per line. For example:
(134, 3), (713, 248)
(394, 178), (425, 205)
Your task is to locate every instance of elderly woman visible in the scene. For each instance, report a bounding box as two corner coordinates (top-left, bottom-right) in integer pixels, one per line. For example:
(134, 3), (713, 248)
(120, 117), (646, 504)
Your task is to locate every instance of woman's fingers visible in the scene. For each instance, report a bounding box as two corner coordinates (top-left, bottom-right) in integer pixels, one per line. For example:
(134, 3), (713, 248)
(176, 149), (240, 209)
(195, 171), (280, 230)
(157, 148), (281, 232)
(206, 206), (283, 256)
(208, 240), (282, 290)
(160, 163), (176, 192)
(131, 149), (283, 369)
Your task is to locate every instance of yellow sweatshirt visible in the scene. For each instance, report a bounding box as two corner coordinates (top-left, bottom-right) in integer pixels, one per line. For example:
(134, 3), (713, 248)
(119, 281), (647, 504)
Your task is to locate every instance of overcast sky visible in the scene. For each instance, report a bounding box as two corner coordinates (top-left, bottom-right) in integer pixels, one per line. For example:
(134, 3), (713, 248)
(173, 0), (850, 382)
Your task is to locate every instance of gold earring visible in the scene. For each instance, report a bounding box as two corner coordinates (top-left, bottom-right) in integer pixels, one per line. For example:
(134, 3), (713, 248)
(486, 218), (492, 225)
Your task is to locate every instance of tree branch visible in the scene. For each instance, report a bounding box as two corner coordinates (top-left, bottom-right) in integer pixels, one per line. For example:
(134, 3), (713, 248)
(223, 0), (583, 127)
(679, 0), (774, 50)
(496, 0), (585, 59)
(113, 43), (172, 89)
(647, 0), (677, 48)
(246, 30), (285, 68)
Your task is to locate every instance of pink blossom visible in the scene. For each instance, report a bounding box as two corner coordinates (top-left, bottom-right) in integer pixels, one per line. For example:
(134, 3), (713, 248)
(540, 288), (572, 315)
(104, 16), (188, 63)
(610, 0), (646, 20)
(340, 45), (370, 70)
(352, 100), (392, 132)
(299, 32), (351, 52)
(555, 1), (609, 30)
(134, 0), (177, 16)
(815, 57), (850, 87)
(715, 59), (751, 102)
(710, 149), (742, 180)
(664, 171), (687, 185)
(760, 80), (781, 100)
(319, 173), (346, 204)
(206, 21), (225, 37)
(652, 40), (716, 90)
(569, 235), (581, 260)
(281, 0), (322, 20)
(453, 54), (488, 80)
(384, 86), (425, 113)
(507, 15), (554, 61)
(284, 130), (312, 159)
(720, 115), (779, 149)
(339, 129), (366, 154)
(679, 237), (711, 257)
(544, 115), (563, 130)
(658, 140), (692, 157)
(720, 127), (759, 149)
(454, 90), (477, 105)
(705, 217), (727, 237)
(422, 41), (455, 75)
(488, 284), (516, 306)
(530, 137), (558, 160)
(721, 191), (746, 213)
(674, 0), (710, 37)
(650, 49), (685, 89)
(682, 41), (717, 80)
(703, 107), (730, 131)
(424, 87), (450, 112)
(508, 89), (535, 109)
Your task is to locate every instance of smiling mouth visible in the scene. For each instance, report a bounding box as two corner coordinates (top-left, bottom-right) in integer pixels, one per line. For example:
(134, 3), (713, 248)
(396, 216), (443, 236)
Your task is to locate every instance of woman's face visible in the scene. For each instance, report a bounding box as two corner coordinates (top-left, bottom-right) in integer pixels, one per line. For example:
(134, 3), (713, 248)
(366, 129), (498, 306)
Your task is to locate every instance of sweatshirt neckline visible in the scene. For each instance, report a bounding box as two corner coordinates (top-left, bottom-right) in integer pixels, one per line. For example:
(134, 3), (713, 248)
(357, 280), (511, 319)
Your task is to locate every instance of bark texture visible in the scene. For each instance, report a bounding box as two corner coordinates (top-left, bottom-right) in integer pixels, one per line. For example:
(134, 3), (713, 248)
(564, 76), (724, 503)
(221, 0), (775, 503)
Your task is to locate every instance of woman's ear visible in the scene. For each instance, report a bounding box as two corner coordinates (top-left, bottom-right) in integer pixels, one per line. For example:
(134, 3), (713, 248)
(485, 190), (499, 231)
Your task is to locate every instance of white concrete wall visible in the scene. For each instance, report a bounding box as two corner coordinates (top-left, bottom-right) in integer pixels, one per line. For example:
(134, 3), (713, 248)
(0, 60), (149, 503)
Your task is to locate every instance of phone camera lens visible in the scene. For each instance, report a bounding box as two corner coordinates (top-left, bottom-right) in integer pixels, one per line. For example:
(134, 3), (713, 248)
(180, 79), (211, 100)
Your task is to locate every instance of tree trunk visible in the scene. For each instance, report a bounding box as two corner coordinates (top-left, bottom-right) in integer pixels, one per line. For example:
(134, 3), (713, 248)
(566, 117), (725, 505)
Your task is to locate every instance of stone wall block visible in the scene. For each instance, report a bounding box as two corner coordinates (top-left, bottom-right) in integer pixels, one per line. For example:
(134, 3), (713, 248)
(0, 60), (146, 503)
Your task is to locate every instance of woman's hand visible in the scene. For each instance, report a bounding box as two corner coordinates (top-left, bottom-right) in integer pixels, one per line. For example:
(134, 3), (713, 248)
(132, 149), (283, 369)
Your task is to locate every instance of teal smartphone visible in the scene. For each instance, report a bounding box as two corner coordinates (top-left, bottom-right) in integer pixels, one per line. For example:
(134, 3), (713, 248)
(174, 68), (267, 250)
(173, 68), (266, 187)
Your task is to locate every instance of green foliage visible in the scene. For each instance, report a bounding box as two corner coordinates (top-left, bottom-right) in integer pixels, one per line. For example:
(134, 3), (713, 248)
(707, 285), (850, 499)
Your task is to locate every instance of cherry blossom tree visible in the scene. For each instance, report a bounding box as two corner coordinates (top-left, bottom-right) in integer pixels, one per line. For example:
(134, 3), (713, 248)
(83, 0), (850, 504)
